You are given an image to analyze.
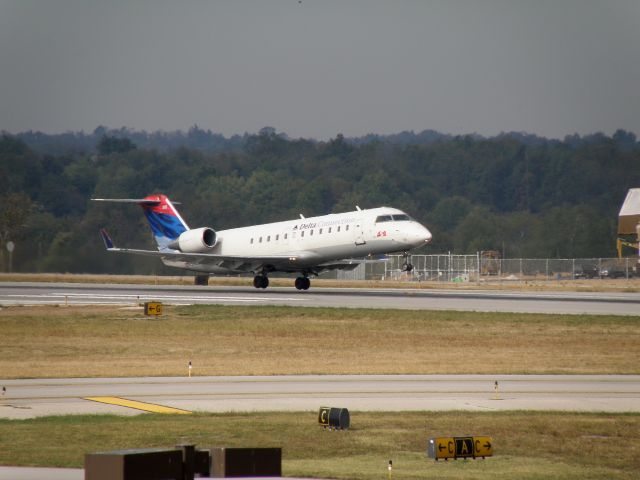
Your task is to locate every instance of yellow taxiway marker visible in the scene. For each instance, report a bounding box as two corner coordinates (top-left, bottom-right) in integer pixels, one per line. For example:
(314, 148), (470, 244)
(84, 396), (191, 414)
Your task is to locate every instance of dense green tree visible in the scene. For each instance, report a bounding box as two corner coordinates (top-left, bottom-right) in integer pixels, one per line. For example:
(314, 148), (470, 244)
(97, 135), (137, 155)
(1, 128), (639, 273)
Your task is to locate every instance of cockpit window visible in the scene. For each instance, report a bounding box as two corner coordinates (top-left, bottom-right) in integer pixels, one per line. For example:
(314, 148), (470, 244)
(392, 214), (411, 221)
(375, 215), (393, 223)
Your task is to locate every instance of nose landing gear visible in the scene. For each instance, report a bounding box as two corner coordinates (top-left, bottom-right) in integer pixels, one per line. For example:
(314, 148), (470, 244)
(401, 252), (414, 273)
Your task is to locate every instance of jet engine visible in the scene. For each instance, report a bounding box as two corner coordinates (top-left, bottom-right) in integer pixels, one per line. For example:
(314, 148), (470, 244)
(168, 227), (217, 253)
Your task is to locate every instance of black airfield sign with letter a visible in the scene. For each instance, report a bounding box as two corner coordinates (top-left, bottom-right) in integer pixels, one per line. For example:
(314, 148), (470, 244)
(427, 436), (493, 460)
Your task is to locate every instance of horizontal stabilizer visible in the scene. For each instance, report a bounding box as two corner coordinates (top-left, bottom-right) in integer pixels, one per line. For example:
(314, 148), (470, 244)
(92, 198), (161, 206)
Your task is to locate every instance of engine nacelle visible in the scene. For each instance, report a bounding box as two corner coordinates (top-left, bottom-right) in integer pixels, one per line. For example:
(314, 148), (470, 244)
(168, 227), (217, 253)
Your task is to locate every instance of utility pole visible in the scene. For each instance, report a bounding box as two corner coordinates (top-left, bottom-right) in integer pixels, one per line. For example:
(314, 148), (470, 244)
(6, 241), (14, 273)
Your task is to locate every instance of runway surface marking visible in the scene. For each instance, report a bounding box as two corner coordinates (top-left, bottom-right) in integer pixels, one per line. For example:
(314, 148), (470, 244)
(84, 396), (191, 414)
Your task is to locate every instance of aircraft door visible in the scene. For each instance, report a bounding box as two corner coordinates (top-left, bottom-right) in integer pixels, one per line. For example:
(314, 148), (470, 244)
(354, 222), (366, 246)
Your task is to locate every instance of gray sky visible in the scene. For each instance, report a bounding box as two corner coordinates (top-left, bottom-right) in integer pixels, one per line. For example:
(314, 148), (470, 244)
(1, 0), (639, 139)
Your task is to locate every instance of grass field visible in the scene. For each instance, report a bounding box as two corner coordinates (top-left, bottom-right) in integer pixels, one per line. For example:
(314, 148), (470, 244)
(0, 304), (639, 378)
(2, 303), (638, 478)
(1, 411), (639, 479)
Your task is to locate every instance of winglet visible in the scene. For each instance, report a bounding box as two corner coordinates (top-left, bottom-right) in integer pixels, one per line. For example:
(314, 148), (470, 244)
(99, 228), (115, 249)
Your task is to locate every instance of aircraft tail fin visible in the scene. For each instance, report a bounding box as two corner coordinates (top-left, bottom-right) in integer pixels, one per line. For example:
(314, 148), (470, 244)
(92, 194), (189, 250)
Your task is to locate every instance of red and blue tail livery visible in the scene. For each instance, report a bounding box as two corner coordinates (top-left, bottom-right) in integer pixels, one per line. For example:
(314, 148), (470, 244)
(139, 194), (189, 247)
(92, 195), (189, 250)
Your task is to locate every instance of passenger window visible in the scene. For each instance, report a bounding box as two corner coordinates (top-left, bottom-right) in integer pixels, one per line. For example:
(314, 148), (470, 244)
(319, 228), (323, 234)
(328, 227), (332, 233)
(250, 238), (254, 244)
(267, 235), (271, 242)
(301, 231), (305, 237)
(276, 234), (279, 241)
(337, 226), (341, 232)
(259, 237), (262, 243)
(285, 233), (288, 239)
(310, 230), (313, 236)
(346, 225), (349, 231)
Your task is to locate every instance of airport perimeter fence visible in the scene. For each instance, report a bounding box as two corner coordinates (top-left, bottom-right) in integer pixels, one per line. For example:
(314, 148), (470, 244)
(334, 254), (639, 282)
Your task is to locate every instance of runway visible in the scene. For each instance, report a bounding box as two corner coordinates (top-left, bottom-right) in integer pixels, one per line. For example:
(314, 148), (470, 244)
(1, 375), (639, 419)
(1, 281), (640, 314)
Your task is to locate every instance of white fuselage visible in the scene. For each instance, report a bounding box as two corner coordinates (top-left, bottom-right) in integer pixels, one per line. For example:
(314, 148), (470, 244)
(161, 206), (432, 274)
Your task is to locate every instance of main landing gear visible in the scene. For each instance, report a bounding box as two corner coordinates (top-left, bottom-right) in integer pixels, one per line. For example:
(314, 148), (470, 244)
(253, 274), (269, 289)
(253, 273), (311, 290)
(294, 276), (310, 290)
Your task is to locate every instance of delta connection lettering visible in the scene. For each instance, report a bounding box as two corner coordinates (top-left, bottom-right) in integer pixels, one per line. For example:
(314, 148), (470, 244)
(293, 222), (316, 230)
(293, 217), (356, 230)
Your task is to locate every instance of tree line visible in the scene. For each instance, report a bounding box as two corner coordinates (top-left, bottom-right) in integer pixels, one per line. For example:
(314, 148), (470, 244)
(1, 127), (638, 274)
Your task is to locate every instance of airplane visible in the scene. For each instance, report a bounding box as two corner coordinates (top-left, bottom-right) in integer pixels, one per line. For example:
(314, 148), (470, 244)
(92, 194), (432, 290)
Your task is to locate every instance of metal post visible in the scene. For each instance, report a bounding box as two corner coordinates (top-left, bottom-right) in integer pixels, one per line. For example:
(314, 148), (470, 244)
(463, 255), (467, 281)
(598, 258), (602, 278)
(625, 257), (629, 279)
(519, 258), (523, 277)
(546, 258), (549, 280)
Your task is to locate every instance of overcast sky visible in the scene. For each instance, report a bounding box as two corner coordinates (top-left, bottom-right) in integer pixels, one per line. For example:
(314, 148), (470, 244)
(1, 0), (639, 139)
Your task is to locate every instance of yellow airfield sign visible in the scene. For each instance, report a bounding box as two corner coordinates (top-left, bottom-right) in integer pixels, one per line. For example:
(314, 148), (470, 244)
(427, 436), (493, 460)
(473, 436), (493, 457)
(144, 302), (163, 316)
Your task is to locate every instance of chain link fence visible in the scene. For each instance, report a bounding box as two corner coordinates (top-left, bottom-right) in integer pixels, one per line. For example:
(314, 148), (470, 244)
(334, 254), (640, 282)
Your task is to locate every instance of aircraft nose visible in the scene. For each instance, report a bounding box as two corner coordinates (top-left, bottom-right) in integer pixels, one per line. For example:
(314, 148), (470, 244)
(423, 227), (432, 243)
(406, 223), (432, 246)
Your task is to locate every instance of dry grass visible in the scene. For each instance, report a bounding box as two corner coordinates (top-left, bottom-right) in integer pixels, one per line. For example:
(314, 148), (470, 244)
(1, 272), (640, 292)
(1, 305), (638, 378)
(1, 411), (639, 479)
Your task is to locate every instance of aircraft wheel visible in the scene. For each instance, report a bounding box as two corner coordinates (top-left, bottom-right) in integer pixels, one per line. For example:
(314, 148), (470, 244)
(254, 275), (269, 289)
(295, 277), (310, 290)
(402, 262), (414, 272)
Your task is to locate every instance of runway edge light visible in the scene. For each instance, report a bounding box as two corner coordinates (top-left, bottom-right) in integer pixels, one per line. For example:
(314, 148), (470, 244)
(427, 436), (493, 461)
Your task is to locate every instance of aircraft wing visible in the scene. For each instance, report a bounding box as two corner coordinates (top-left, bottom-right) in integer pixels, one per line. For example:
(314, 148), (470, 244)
(100, 229), (308, 273)
(99, 229), (379, 274)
